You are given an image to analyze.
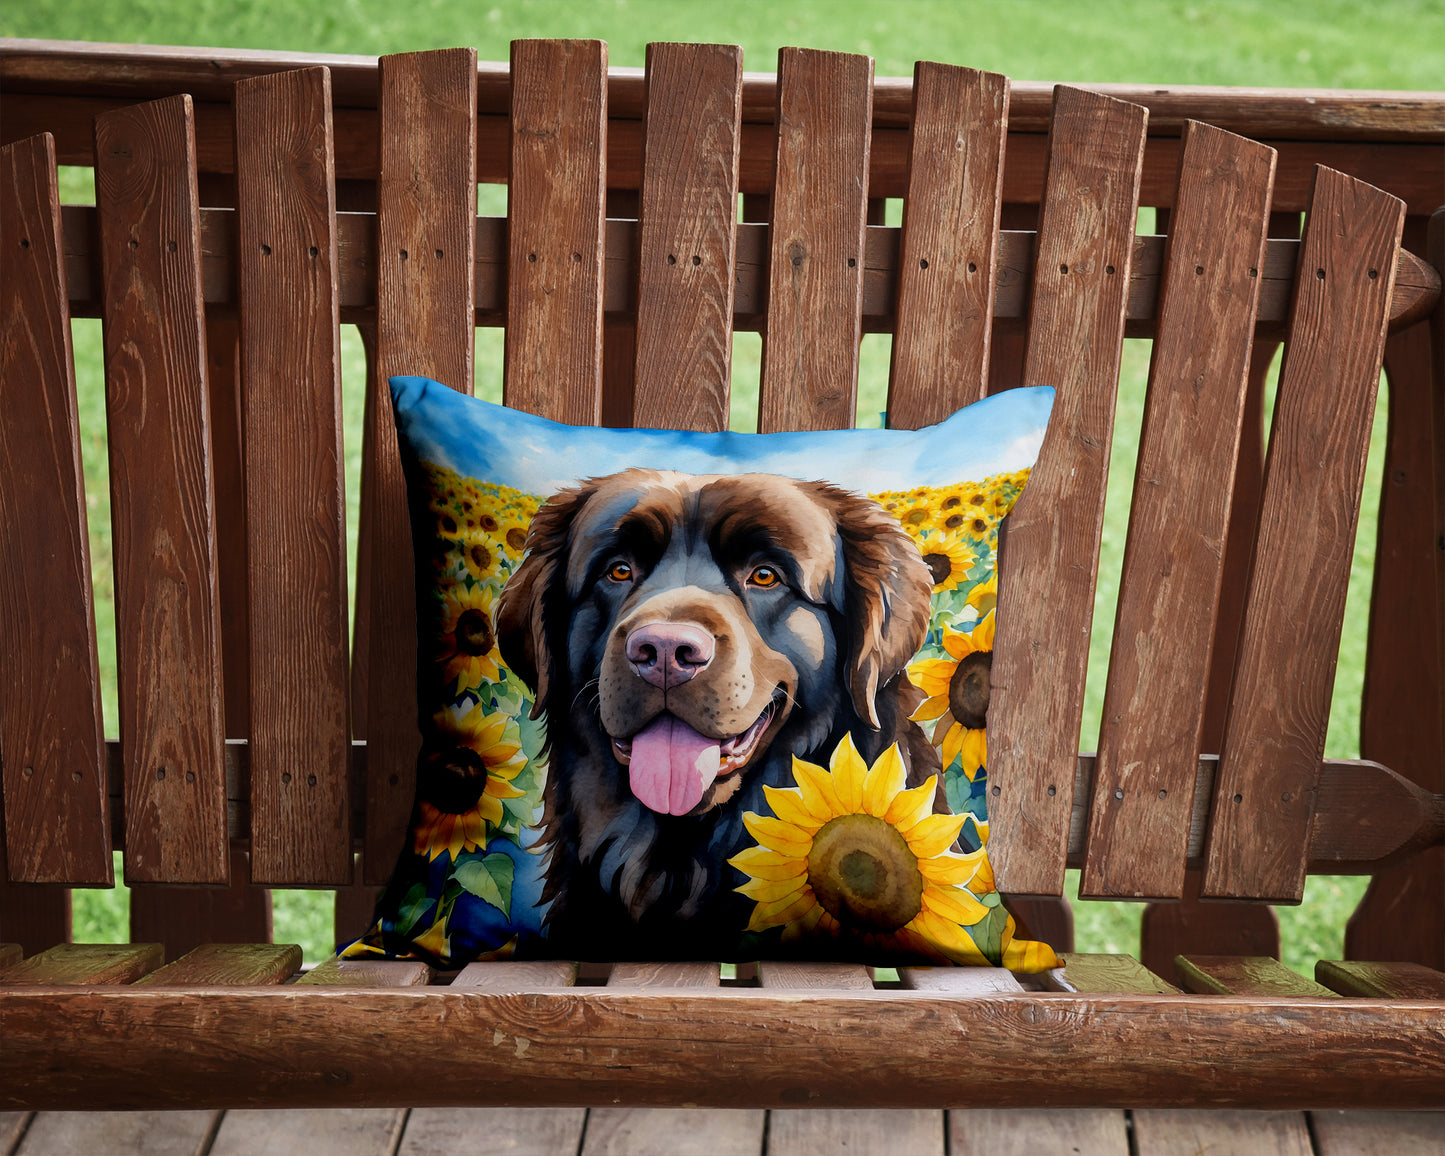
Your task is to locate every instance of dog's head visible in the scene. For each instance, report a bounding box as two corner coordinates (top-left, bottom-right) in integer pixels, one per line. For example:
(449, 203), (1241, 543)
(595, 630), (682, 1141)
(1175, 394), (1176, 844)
(496, 469), (932, 817)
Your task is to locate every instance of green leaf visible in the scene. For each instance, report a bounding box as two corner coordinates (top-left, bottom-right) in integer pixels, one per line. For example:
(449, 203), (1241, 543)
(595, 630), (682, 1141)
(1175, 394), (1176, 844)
(395, 883), (434, 937)
(454, 852), (515, 918)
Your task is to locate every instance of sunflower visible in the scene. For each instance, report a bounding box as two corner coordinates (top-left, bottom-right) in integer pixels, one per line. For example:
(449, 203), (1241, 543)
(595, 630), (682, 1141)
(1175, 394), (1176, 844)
(413, 704), (528, 859)
(495, 505), (533, 556)
(965, 571), (998, 617)
(917, 535), (972, 593)
(908, 612), (995, 779)
(729, 734), (997, 965)
(436, 583), (503, 692)
(450, 530), (505, 584)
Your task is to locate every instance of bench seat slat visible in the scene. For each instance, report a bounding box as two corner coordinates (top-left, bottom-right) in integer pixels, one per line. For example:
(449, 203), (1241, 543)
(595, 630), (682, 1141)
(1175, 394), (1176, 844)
(1205, 167), (1407, 903)
(1316, 960), (1445, 999)
(0, 942), (162, 984)
(1176, 955), (1337, 997)
(1084, 122), (1276, 901)
(757, 962), (872, 990)
(887, 63), (1008, 427)
(758, 48), (873, 434)
(451, 960), (579, 988)
(0, 133), (111, 886)
(298, 955), (433, 986)
(360, 48), (479, 886)
(131, 942), (302, 986)
(987, 87), (1148, 897)
(1053, 952), (1181, 994)
(631, 42), (742, 433)
(233, 67), (353, 886)
(504, 39), (606, 425)
(94, 94), (230, 886)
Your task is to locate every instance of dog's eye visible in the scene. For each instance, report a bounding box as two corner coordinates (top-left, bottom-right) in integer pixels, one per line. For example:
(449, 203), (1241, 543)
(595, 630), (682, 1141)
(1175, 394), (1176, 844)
(607, 561), (633, 583)
(748, 565), (780, 588)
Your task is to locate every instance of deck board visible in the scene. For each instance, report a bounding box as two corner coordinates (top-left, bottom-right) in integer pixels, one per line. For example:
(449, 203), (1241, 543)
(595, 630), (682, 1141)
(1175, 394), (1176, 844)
(207, 1109), (405, 1156)
(398, 1108), (586, 1156)
(16, 1111), (217, 1156)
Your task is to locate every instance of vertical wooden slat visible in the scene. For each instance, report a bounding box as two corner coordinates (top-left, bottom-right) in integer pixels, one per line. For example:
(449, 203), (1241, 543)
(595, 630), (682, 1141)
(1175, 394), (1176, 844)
(93, 95), (228, 884)
(1081, 122), (1275, 900)
(0, 132), (111, 885)
(362, 47), (477, 884)
(888, 63), (1009, 428)
(757, 48), (873, 434)
(986, 88), (1147, 896)
(1204, 166), (1406, 902)
(631, 41), (742, 433)
(504, 39), (607, 425)
(233, 67), (352, 885)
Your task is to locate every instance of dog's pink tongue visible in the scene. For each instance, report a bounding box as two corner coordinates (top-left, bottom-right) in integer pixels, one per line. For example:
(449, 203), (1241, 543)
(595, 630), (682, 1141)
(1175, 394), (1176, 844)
(628, 714), (721, 816)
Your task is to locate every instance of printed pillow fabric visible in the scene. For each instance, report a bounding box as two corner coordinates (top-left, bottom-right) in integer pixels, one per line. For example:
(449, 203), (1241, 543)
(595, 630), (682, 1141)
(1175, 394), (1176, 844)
(342, 377), (1059, 973)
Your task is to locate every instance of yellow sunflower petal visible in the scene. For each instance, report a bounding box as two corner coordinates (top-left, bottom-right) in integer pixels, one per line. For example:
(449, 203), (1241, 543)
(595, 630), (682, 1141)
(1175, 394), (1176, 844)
(729, 845), (808, 881)
(909, 693), (952, 723)
(476, 793), (503, 826)
(920, 883), (991, 927)
(973, 610), (996, 650)
(942, 629), (977, 661)
(940, 719), (966, 767)
(908, 908), (991, 965)
(861, 744), (906, 817)
(829, 734), (867, 812)
(483, 776), (527, 800)
(884, 779), (938, 831)
(742, 812), (814, 856)
(746, 886), (816, 933)
(906, 658), (957, 698)
(1000, 915), (1062, 973)
(958, 726), (988, 779)
(917, 847), (987, 887)
(736, 873), (809, 902)
(761, 786), (828, 834)
(792, 759), (844, 820)
(904, 812), (968, 858)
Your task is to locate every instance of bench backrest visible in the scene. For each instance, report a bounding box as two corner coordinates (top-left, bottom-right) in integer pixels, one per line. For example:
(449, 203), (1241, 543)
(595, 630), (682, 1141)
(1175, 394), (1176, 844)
(0, 43), (1435, 930)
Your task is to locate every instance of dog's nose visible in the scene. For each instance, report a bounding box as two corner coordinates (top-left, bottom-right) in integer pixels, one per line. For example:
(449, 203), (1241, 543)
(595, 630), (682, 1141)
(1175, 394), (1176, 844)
(626, 622), (715, 689)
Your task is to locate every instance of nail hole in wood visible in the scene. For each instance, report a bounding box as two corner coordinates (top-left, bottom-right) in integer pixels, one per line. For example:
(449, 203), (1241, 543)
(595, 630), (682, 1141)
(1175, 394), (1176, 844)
(1046, 785), (1056, 797)
(692, 255), (701, 266)
(1249, 268), (1258, 277)
(1158, 789), (1167, 799)
(991, 785), (1000, 796)
(308, 246), (319, 258)
(156, 768), (166, 781)
(186, 771), (195, 783)
(167, 240), (177, 253)
(1113, 788), (1124, 800)
(400, 249), (409, 260)
(528, 253), (537, 263)
(967, 261), (977, 273)
(1105, 264), (1115, 275)
(22, 766), (33, 778)
(71, 771), (82, 783)
(847, 257), (857, 268)
(1059, 263), (1069, 274)
(128, 239), (139, 250)
(19, 238), (30, 249)
(308, 774), (318, 787)
(435, 249), (444, 260)
(919, 258), (929, 269)
(1315, 268), (1325, 280)
(572, 252), (582, 262)
(668, 254), (677, 265)
(1233, 792), (1243, 803)
(282, 772), (293, 784)
(260, 244), (271, 256)
(1194, 265), (1204, 275)
(1368, 268), (1379, 279)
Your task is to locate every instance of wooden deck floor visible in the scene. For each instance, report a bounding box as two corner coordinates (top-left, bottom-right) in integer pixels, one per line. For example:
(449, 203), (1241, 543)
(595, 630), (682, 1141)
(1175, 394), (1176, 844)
(3, 1108), (1444, 1155)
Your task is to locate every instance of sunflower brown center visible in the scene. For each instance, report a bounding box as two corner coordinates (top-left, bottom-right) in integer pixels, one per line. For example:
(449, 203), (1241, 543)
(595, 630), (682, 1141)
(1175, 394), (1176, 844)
(922, 552), (953, 586)
(806, 813), (924, 933)
(949, 650), (992, 730)
(468, 542), (494, 572)
(419, 746), (488, 814)
(506, 527), (528, 551)
(456, 608), (495, 656)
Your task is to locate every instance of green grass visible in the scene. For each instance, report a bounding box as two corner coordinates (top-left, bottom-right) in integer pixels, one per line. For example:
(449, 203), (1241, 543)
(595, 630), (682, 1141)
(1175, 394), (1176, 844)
(18, 0), (1442, 968)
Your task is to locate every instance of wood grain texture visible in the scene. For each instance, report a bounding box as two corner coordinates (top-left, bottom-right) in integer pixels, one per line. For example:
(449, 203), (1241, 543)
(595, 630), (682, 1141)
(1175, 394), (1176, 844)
(1059, 953), (1181, 994)
(0, 944), (19, 968)
(888, 64), (1008, 428)
(1132, 1110), (1312, 1156)
(16, 1110), (218, 1156)
(4, 988), (1445, 1109)
(132, 942), (301, 986)
(986, 87), (1147, 896)
(209, 1109), (404, 1156)
(0, 942), (161, 984)
(769, 1110), (943, 1156)
(1311, 1110), (1445, 1156)
(1084, 123), (1275, 900)
(951, 1109), (1128, 1156)
(583, 1108), (764, 1156)
(297, 956), (432, 987)
(233, 67), (352, 886)
(631, 42), (741, 432)
(757, 48), (873, 434)
(608, 962), (719, 988)
(1316, 960), (1445, 999)
(1204, 167), (1407, 902)
(504, 39), (606, 424)
(0, 132), (111, 885)
(1, 1113), (31, 1154)
(129, 847), (271, 962)
(1175, 955), (1336, 997)
(400, 1108), (586, 1156)
(362, 48), (478, 885)
(899, 967), (1024, 993)
(93, 95), (228, 885)
(757, 962), (872, 990)
(451, 960), (579, 988)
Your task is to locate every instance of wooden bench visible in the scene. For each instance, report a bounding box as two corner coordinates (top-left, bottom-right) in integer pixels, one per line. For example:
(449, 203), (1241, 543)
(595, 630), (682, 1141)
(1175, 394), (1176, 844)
(1, 37), (1443, 1117)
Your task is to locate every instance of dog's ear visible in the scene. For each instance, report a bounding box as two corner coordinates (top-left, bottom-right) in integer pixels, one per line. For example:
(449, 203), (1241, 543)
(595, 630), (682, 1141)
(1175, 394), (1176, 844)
(821, 488), (933, 729)
(495, 482), (593, 720)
